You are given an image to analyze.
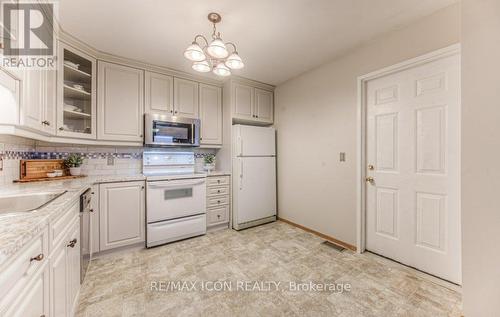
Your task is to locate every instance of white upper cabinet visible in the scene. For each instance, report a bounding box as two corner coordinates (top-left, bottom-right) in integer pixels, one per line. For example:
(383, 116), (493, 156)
(97, 61), (144, 142)
(0, 68), (20, 125)
(21, 70), (44, 131)
(21, 68), (56, 135)
(57, 42), (97, 139)
(145, 71), (173, 115)
(232, 83), (274, 124)
(199, 84), (222, 145)
(254, 88), (274, 124)
(174, 78), (199, 118)
(233, 83), (254, 121)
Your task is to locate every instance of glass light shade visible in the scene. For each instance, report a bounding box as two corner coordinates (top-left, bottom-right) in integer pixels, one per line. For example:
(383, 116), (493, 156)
(184, 43), (205, 61)
(192, 60), (211, 73)
(213, 63), (231, 77)
(207, 38), (229, 59)
(225, 53), (244, 69)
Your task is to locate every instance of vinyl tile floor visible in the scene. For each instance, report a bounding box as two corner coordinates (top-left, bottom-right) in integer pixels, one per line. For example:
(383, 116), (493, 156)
(76, 221), (462, 317)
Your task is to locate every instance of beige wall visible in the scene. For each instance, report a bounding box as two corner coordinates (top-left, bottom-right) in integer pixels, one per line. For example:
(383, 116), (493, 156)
(274, 4), (460, 245)
(462, 0), (500, 315)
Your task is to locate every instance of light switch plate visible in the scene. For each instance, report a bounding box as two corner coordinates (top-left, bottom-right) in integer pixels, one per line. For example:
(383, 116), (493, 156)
(340, 152), (346, 162)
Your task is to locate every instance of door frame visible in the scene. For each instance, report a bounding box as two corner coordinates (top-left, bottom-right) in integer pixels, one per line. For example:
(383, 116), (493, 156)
(356, 44), (461, 253)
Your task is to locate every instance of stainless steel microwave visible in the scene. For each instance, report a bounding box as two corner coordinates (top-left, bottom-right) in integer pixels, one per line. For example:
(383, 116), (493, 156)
(144, 113), (200, 147)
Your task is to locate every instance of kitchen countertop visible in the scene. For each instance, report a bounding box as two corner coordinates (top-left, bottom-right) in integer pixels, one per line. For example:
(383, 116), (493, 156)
(205, 171), (231, 176)
(0, 174), (145, 268)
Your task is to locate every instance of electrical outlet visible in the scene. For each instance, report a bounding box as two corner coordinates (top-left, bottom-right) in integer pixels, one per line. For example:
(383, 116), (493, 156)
(107, 156), (114, 166)
(339, 152), (346, 162)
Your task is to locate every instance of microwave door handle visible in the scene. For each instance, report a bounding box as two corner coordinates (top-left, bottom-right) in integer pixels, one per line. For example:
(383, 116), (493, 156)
(191, 123), (195, 144)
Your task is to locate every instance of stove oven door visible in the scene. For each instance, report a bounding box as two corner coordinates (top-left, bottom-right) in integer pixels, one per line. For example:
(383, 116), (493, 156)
(146, 177), (206, 223)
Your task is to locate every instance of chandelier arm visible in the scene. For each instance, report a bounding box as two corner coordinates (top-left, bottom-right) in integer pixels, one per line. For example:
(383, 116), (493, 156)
(225, 42), (238, 54)
(193, 34), (209, 47)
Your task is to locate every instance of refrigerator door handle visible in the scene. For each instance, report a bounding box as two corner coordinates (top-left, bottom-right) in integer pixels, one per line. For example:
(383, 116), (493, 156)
(239, 159), (243, 190)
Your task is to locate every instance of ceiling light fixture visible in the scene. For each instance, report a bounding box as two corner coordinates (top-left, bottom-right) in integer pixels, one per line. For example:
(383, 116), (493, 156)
(184, 12), (244, 76)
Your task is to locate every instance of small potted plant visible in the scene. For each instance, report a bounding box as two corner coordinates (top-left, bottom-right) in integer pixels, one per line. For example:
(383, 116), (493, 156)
(64, 154), (84, 176)
(203, 154), (216, 173)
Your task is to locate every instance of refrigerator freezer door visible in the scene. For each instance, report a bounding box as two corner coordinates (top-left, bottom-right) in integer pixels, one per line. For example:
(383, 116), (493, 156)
(234, 125), (275, 157)
(234, 157), (276, 224)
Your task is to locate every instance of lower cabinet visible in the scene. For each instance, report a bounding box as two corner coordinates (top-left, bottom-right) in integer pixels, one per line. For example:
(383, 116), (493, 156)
(4, 262), (50, 317)
(206, 175), (231, 229)
(50, 219), (80, 317)
(99, 181), (145, 251)
(0, 202), (80, 317)
(67, 222), (81, 315)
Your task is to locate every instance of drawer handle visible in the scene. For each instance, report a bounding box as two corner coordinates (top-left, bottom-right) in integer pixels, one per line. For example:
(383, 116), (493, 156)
(67, 238), (77, 248)
(30, 253), (44, 262)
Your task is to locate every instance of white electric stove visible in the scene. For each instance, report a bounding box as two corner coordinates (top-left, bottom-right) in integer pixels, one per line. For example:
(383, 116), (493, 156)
(143, 151), (207, 247)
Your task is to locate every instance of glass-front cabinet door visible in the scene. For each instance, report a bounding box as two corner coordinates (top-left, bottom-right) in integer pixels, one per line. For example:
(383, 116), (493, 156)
(57, 41), (97, 139)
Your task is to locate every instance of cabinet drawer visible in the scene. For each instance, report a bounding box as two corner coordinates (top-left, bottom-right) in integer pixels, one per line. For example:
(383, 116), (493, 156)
(207, 185), (229, 197)
(207, 195), (229, 208)
(0, 227), (48, 301)
(50, 200), (79, 251)
(207, 176), (229, 187)
(207, 205), (229, 226)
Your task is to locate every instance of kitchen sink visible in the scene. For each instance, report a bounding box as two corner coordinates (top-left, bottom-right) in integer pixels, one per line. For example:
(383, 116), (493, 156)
(0, 191), (67, 215)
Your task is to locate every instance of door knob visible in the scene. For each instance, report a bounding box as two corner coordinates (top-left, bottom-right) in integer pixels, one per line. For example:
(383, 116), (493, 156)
(368, 164), (374, 170)
(365, 176), (375, 184)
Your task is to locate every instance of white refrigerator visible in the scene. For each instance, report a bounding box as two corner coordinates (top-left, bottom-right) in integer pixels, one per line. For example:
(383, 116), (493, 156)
(232, 125), (277, 230)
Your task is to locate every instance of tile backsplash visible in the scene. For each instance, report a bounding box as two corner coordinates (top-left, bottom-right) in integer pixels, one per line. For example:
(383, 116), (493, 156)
(0, 135), (216, 184)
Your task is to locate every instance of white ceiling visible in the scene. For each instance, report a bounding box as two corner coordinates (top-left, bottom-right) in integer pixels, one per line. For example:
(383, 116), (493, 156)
(58, 0), (457, 85)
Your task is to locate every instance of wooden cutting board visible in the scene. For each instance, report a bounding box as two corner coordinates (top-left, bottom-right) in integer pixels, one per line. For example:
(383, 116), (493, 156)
(20, 159), (65, 179)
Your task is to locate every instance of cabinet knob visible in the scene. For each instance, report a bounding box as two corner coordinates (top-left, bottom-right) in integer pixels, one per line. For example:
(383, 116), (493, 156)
(217, 215), (221, 219)
(89, 208), (94, 213)
(67, 238), (77, 248)
(217, 200), (221, 204)
(217, 190), (221, 193)
(30, 253), (44, 262)
(217, 180), (221, 183)
(59, 127), (64, 131)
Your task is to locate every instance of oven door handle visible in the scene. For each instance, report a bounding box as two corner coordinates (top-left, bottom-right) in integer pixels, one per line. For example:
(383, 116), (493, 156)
(148, 179), (205, 189)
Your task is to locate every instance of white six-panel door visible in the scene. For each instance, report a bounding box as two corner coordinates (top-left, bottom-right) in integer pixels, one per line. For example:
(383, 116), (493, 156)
(365, 53), (461, 283)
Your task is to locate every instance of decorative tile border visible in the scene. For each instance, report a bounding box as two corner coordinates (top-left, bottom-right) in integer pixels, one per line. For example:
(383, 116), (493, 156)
(0, 151), (143, 160)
